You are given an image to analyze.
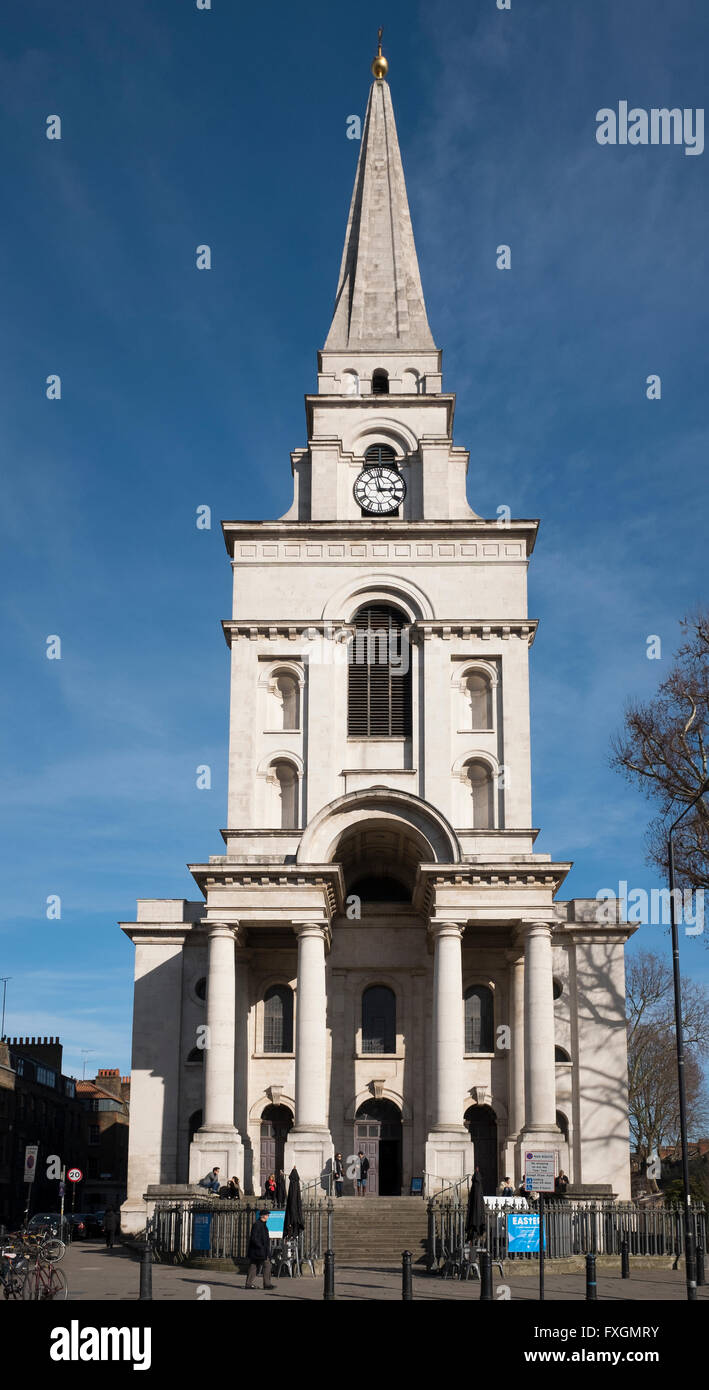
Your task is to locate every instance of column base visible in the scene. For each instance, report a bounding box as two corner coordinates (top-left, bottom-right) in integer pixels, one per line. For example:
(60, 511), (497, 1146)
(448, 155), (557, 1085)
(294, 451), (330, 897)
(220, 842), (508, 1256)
(425, 1129), (473, 1193)
(188, 1126), (244, 1186)
(283, 1126), (333, 1188)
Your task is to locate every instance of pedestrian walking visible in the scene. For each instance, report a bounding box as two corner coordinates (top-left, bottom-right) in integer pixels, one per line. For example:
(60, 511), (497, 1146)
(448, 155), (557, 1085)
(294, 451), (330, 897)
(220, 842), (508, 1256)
(245, 1211), (275, 1290)
(334, 1153), (344, 1197)
(104, 1205), (119, 1249)
(355, 1150), (369, 1197)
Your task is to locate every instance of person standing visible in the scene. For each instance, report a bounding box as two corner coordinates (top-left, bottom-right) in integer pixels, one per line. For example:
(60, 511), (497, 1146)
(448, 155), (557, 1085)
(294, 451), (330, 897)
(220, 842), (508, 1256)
(104, 1206), (119, 1249)
(356, 1150), (369, 1197)
(334, 1153), (344, 1198)
(554, 1170), (569, 1199)
(245, 1210), (275, 1290)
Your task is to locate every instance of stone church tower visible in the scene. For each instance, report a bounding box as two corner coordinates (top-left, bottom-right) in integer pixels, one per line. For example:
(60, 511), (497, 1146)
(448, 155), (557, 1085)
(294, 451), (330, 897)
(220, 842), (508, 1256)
(121, 44), (633, 1230)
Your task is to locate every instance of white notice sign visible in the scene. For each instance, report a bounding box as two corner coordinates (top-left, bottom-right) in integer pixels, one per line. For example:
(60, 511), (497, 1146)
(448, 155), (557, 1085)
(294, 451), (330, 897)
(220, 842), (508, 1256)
(524, 1151), (556, 1192)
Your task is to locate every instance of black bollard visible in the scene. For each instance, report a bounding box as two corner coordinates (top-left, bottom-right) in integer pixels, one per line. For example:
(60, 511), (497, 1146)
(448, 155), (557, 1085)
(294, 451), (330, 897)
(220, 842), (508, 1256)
(621, 1238), (630, 1279)
(585, 1252), (597, 1301)
(323, 1249), (335, 1301)
(402, 1250), (413, 1301)
(696, 1244), (705, 1287)
(139, 1239), (153, 1301)
(480, 1250), (493, 1301)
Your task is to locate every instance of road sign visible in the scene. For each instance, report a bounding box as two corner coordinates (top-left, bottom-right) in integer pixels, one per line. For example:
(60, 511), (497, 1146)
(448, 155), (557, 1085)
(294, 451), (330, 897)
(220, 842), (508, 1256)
(24, 1145), (38, 1182)
(67, 1167), (83, 1183)
(524, 1151), (556, 1192)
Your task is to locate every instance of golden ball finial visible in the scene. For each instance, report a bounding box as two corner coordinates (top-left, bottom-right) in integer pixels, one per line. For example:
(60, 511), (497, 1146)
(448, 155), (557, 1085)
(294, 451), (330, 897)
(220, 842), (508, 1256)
(371, 26), (388, 80)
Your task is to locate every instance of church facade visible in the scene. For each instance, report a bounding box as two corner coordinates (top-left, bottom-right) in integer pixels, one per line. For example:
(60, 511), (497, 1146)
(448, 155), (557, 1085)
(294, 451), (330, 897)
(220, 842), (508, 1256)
(121, 48), (633, 1232)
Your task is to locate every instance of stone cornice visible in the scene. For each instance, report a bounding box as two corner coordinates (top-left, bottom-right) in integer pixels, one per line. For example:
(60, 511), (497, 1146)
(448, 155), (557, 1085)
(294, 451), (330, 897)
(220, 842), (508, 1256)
(188, 861), (344, 919)
(222, 518), (538, 557)
(413, 860), (572, 917)
(221, 617), (538, 648)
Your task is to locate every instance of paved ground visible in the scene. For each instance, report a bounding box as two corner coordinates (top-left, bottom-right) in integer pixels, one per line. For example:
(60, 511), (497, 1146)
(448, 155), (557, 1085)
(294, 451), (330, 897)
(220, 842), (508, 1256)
(54, 1241), (709, 1301)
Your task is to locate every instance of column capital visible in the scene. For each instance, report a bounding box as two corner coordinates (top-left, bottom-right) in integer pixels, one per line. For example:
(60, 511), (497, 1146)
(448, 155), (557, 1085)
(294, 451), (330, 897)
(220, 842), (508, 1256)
(205, 920), (245, 948)
(428, 920), (465, 941)
(517, 918), (554, 941)
(292, 920), (331, 948)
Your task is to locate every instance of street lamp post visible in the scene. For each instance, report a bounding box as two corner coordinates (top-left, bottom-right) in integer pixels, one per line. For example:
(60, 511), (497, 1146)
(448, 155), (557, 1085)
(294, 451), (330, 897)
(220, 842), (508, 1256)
(667, 779), (709, 1303)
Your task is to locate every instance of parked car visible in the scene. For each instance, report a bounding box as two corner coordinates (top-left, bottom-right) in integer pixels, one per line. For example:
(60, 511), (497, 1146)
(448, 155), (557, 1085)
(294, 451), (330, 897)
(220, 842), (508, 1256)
(27, 1212), (64, 1238)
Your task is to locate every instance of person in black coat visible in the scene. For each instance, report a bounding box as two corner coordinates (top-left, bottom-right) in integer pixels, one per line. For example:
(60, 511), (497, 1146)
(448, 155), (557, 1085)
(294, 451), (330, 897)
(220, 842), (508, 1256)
(245, 1211), (275, 1289)
(104, 1206), (119, 1249)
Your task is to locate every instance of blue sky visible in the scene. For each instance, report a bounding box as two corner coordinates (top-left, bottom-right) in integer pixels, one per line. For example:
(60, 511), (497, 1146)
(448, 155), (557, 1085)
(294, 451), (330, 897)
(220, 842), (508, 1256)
(1, 0), (708, 1078)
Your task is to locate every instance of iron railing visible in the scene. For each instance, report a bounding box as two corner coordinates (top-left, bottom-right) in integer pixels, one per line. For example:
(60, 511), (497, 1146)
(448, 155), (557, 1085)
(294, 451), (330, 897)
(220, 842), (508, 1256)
(426, 1199), (708, 1268)
(148, 1199), (328, 1265)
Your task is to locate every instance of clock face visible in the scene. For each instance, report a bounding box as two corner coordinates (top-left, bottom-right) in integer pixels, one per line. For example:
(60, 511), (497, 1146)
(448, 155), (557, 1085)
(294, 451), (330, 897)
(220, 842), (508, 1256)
(354, 465), (406, 515)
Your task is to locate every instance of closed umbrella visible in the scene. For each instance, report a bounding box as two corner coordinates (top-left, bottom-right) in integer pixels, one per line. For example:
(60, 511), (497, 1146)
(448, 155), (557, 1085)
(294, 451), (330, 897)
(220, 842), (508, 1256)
(285, 1167), (304, 1239)
(275, 1170), (287, 1205)
(465, 1169), (486, 1241)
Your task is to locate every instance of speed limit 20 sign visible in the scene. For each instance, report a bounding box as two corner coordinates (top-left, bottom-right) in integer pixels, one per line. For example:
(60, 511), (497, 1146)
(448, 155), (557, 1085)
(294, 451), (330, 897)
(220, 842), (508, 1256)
(67, 1167), (83, 1183)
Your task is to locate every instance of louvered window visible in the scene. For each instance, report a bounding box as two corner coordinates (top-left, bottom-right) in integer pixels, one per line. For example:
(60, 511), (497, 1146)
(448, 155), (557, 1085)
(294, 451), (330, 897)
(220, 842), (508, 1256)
(348, 604), (412, 736)
(364, 444), (396, 467)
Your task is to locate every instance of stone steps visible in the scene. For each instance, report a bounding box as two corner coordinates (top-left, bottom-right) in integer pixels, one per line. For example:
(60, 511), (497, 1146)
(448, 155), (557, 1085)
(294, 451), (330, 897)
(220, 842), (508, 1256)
(331, 1197), (429, 1262)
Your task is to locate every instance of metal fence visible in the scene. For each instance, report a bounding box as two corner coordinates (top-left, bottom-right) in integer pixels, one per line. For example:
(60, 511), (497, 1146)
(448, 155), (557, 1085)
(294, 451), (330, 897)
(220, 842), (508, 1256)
(148, 1200), (328, 1265)
(427, 1200), (708, 1267)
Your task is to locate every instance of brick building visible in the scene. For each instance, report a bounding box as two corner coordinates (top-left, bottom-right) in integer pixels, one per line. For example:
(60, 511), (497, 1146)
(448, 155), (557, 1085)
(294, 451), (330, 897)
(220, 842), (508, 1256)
(0, 1037), (85, 1227)
(76, 1068), (130, 1212)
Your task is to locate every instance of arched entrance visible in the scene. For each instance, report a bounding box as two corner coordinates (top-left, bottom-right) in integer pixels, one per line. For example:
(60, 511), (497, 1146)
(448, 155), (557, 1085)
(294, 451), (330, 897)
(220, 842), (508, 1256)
(464, 1105), (498, 1195)
(260, 1105), (293, 1189)
(354, 1099), (402, 1196)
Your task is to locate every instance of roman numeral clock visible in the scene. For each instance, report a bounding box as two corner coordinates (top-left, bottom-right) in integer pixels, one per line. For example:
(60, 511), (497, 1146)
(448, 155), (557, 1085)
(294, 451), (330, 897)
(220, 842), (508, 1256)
(354, 445), (406, 515)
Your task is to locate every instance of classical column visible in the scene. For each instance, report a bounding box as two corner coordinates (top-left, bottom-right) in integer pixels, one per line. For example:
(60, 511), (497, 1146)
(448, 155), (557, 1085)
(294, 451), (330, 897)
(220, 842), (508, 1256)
(188, 921), (245, 1184)
(425, 921), (472, 1188)
(522, 921), (558, 1133)
(284, 921), (333, 1182)
(508, 950), (525, 1136)
(431, 922), (467, 1130)
(203, 923), (239, 1128)
(293, 922), (329, 1130)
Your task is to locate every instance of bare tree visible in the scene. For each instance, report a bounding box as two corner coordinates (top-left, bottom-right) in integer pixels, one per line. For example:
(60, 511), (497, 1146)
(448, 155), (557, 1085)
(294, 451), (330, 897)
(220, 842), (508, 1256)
(611, 610), (709, 892)
(626, 951), (709, 1181)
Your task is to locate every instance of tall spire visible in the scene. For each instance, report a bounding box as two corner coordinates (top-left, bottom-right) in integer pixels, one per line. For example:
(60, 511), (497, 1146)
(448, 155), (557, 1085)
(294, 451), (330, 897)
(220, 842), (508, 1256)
(324, 49), (436, 353)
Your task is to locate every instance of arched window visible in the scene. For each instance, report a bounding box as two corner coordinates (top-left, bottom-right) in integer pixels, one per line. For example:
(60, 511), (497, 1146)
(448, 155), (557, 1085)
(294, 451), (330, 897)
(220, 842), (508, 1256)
(462, 672), (492, 729)
(273, 673), (299, 730)
(362, 985), (396, 1054)
(371, 369), (389, 395)
(556, 1110), (569, 1143)
(555, 1045), (570, 1063)
(342, 369), (360, 396)
(403, 369), (420, 394)
(464, 985), (494, 1052)
(263, 985), (294, 1053)
(464, 759), (494, 828)
(271, 760), (298, 828)
(348, 604), (412, 736)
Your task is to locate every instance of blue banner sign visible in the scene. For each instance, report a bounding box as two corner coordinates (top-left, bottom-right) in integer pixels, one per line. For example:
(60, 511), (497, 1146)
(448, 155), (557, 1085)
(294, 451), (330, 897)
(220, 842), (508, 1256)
(507, 1213), (546, 1253)
(192, 1212), (212, 1251)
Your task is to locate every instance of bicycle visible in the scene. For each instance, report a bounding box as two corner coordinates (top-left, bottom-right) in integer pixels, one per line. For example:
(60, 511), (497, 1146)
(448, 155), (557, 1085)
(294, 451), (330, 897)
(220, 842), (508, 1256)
(21, 1256), (68, 1301)
(0, 1249), (28, 1300)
